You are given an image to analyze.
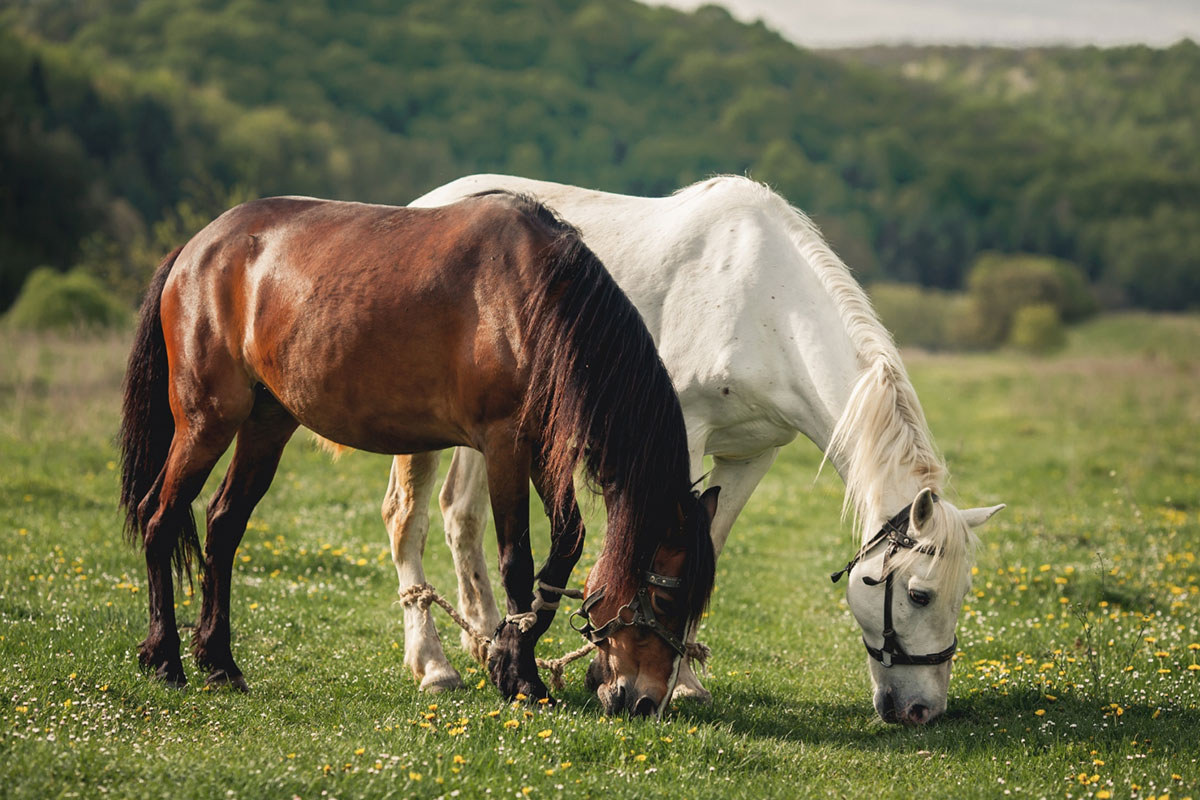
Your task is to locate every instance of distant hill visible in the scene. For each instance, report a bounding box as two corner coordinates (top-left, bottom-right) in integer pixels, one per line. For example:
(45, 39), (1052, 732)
(2, 1), (1197, 310)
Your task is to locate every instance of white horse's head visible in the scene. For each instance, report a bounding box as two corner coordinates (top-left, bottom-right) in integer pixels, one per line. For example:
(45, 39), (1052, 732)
(841, 488), (1003, 725)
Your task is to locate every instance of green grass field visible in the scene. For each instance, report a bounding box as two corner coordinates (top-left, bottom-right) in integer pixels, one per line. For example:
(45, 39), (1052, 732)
(2, 314), (1198, 799)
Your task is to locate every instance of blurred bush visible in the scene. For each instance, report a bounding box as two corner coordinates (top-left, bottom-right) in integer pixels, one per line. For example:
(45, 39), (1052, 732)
(5, 267), (131, 333)
(868, 281), (974, 350)
(964, 253), (1095, 347)
(1009, 303), (1066, 354)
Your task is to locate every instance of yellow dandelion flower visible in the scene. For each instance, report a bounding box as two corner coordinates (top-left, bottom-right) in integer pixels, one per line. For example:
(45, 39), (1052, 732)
(560, 762), (572, 769)
(1097, 791), (1111, 799)
(1034, 709), (1046, 716)
(409, 771), (422, 781)
(537, 729), (552, 738)
(476, 678), (487, 689)
(487, 709), (501, 717)
(504, 719), (520, 729)
(515, 692), (527, 701)
(354, 747), (365, 755)
(634, 754), (647, 762)
(453, 755), (466, 764)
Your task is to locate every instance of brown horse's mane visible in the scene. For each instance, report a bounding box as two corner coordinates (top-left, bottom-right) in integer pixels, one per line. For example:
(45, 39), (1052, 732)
(491, 192), (715, 621)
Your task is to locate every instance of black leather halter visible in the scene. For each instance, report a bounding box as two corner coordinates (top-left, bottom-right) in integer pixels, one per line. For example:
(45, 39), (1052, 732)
(831, 497), (958, 668)
(570, 570), (688, 657)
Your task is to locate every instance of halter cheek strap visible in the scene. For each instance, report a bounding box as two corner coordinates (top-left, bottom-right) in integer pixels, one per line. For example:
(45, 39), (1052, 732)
(831, 495), (957, 669)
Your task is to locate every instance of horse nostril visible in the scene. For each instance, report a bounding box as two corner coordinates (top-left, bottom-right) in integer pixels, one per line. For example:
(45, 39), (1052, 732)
(633, 696), (658, 717)
(879, 692), (899, 724)
(907, 704), (930, 725)
(585, 658), (604, 693)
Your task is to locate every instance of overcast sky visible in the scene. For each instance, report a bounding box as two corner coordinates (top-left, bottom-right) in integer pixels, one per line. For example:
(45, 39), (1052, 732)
(650, 0), (1200, 47)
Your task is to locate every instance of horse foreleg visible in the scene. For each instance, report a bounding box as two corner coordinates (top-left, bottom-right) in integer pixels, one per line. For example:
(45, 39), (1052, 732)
(440, 447), (501, 655)
(672, 446), (780, 704)
(530, 457), (586, 616)
(482, 437), (547, 701)
(384, 452), (465, 692)
(193, 392), (297, 691)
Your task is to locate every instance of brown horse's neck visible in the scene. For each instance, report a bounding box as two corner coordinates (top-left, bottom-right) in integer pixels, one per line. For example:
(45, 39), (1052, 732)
(511, 209), (705, 616)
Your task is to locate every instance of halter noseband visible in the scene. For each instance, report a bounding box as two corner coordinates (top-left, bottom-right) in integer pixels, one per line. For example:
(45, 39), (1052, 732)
(831, 496), (958, 668)
(570, 570), (688, 658)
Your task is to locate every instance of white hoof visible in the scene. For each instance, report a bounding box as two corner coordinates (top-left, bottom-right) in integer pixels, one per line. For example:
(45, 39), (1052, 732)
(671, 682), (713, 704)
(419, 667), (465, 693)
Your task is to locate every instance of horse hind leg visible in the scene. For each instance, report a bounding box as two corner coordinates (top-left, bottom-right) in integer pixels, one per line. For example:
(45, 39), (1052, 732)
(192, 387), (298, 691)
(384, 452), (465, 692)
(137, 414), (242, 687)
(440, 447), (501, 654)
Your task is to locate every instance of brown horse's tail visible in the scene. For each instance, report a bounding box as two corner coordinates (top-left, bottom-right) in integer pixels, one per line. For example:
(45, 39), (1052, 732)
(118, 247), (199, 577)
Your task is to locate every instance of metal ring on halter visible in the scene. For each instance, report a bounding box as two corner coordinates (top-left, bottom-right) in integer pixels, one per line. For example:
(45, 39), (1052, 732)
(830, 495), (957, 668)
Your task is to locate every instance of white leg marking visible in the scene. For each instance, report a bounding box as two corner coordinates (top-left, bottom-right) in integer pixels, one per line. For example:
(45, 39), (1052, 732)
(384, 452), (464, 692)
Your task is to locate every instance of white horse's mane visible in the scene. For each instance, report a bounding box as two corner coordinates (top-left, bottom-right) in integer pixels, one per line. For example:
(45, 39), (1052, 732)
(696, 177), (971, 582)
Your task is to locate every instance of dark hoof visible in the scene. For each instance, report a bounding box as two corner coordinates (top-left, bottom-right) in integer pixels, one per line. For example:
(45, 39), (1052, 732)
(206, 669), (250, 692)
(487, 622), (551, 702)
(139, 643), (187, 688)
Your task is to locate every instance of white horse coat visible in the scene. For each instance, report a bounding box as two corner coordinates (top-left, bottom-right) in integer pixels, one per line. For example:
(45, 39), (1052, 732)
(383, 175), (1003, 722)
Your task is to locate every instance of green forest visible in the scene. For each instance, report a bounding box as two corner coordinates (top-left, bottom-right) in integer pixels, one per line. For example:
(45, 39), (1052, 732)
(3, 0), (1198, 312)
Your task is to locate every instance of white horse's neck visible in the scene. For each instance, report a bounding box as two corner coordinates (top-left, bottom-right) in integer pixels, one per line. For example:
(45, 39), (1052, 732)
(765, 192), (947, 543)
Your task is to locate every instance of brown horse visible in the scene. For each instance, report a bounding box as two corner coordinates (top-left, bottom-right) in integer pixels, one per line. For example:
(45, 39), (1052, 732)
(118, 191), (717, 712)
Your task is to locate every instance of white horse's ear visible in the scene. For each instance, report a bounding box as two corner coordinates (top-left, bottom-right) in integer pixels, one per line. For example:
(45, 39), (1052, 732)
(961, 503), (1006, 529)
(910, 487), (936, 531)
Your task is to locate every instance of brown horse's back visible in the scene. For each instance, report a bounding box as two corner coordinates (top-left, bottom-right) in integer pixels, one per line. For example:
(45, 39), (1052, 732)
(160, 194), (548, 454)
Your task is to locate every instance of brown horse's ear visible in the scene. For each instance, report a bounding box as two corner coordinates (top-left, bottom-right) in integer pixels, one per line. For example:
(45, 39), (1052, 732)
(699, 486), (720, 522)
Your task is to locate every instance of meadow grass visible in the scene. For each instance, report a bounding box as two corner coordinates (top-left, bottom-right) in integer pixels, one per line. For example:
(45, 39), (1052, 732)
(1, 314), (1198, 799)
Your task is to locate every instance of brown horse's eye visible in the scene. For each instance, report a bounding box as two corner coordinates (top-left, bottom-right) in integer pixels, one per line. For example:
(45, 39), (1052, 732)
(651, 592), (678, 617)
(908, 589), (931, 607)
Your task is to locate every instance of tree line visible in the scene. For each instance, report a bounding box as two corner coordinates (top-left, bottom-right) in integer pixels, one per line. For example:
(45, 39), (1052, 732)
(2, 0), (1197, 312)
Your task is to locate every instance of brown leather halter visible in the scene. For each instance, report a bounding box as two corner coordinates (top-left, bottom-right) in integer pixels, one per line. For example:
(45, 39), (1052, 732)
(831, 496), (958, 668)
(571, 569), (688, 657)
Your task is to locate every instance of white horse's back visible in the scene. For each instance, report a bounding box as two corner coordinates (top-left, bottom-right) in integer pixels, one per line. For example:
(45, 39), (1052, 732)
(414, 174), (858, 457)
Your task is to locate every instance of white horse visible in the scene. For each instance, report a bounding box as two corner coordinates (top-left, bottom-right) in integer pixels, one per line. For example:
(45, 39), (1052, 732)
(382, 174), (1004, 724)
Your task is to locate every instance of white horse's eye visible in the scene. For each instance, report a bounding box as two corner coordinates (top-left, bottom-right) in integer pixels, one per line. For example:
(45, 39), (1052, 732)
(908, 589), (931, 607)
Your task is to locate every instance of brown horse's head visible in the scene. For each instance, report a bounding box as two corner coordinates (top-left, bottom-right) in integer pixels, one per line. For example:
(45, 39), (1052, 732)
(580, 487), (718, 717)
